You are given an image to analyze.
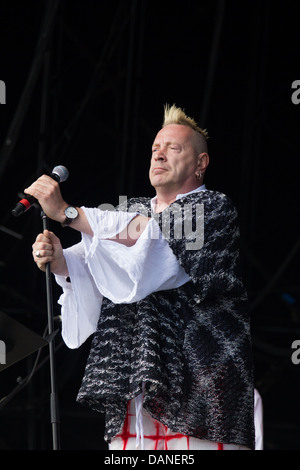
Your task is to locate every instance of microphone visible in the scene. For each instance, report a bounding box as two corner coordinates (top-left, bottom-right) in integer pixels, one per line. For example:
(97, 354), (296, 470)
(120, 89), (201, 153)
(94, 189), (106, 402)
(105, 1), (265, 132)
(11, 165), (69, 217)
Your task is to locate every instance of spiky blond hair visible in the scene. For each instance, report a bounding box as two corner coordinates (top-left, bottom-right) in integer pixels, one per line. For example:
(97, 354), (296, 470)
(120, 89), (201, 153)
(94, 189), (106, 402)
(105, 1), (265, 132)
(163, 104), (209, 140)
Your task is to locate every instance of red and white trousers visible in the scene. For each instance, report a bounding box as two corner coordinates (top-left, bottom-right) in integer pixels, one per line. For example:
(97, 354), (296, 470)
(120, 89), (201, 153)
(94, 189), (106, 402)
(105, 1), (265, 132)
(109, 398), (250, 451)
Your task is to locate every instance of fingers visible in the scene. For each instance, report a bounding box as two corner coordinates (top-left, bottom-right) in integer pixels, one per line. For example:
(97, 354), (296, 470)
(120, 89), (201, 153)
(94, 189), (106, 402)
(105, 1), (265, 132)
(33, 245), (54, 265)
(32, 230), (56, 268)
(24, 175), (58, 199)
(33, 247), (53, 259)
(32, 230), (67, 276)
(24, 176), (66, 223)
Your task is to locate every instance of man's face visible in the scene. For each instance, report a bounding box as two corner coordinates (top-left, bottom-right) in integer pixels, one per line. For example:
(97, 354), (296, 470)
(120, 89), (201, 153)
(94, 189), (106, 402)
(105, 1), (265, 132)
(149, 124), (199, 192)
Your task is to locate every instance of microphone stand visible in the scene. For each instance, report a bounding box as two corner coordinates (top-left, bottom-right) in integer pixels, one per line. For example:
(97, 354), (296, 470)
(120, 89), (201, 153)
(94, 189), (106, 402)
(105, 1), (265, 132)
(41, 209), (60, 450)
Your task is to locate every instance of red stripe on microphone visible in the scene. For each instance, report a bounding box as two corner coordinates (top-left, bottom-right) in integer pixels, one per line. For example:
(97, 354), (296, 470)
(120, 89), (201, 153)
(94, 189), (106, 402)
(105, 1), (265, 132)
(19, 199), (31, 210)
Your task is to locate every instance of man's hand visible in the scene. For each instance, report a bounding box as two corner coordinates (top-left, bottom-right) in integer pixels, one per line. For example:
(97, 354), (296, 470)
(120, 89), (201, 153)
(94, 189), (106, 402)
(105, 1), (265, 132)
(32, 230), (68, 276)
(24, 175), (68, 223)
(24, 174), (93, 236)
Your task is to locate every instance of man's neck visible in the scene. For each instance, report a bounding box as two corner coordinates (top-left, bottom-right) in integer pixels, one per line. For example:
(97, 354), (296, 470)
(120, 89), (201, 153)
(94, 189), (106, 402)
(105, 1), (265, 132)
(153, 183), (204, 213)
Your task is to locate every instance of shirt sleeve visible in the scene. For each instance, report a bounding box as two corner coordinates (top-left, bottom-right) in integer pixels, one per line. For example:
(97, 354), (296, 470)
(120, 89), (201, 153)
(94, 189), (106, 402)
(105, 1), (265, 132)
(55, 241), (103, 349)
(55, 207), (190, 349)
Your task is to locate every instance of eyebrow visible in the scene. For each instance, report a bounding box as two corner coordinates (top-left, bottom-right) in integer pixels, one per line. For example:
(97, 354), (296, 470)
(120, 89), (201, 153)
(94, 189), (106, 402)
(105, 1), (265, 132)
(152, 141), (182, 149)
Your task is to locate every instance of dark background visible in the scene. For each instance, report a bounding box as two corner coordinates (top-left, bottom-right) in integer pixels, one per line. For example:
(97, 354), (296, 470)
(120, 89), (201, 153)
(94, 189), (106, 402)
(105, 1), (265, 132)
(0, 0), (299, 450)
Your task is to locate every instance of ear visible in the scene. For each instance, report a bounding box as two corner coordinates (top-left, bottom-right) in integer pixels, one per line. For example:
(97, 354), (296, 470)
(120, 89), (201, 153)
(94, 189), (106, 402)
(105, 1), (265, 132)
(197, 152), (209, 172)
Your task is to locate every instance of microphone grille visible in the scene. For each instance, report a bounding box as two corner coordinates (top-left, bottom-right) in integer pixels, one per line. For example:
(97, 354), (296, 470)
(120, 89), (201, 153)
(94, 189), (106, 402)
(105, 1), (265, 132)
(52, 165), (69, 182)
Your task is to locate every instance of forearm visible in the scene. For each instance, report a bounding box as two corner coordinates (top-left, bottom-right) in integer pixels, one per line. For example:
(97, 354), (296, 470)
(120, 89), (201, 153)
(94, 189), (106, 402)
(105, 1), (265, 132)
(24, 175), (148, 242)
(65, 209), (148, 244)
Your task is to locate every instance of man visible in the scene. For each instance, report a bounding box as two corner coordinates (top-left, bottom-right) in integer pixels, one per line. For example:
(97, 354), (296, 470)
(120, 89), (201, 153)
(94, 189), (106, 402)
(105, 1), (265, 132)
(27, 105), (255, 450)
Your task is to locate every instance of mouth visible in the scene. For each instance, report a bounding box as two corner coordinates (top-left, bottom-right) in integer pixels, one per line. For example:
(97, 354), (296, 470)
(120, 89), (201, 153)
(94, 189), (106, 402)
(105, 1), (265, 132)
(152, 167), (167, 173)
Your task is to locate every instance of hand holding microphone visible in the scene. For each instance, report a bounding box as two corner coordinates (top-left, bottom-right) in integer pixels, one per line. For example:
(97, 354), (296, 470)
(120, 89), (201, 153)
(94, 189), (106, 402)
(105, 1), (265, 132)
(12, 165), (92, 236)
(12, 165), (69, 219)
(24, 175), (67, 223)
(13, 165), (71, 275)
(12, 165), (69, 223)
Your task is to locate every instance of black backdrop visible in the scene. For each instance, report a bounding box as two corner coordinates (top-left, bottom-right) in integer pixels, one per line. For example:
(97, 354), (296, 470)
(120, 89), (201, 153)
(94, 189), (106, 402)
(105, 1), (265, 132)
(0, 0), (299, 450)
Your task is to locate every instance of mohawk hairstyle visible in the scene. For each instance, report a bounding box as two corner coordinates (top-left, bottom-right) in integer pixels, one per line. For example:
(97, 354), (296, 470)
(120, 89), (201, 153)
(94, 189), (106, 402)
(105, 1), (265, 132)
(163, 104), (209, 140)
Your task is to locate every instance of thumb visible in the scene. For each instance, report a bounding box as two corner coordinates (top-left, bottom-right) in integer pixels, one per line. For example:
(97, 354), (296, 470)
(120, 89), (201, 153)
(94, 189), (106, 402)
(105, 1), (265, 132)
(43, 229), (61, 245)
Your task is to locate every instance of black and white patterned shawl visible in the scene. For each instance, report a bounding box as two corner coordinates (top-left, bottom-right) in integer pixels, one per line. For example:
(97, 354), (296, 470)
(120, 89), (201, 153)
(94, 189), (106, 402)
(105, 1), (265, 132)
(76, 190), (255, 449)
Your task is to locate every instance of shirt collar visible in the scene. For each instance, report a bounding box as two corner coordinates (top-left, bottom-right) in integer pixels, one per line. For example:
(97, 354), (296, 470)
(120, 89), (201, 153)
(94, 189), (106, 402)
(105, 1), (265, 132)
(151, 184), (207, 211)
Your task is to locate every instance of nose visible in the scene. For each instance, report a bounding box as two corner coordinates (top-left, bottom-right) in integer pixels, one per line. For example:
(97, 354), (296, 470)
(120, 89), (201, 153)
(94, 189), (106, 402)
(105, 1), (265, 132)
(154, 148), (167, 161)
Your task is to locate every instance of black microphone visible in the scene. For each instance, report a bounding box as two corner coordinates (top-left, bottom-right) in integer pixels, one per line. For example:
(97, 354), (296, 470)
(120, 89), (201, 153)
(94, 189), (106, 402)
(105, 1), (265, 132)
(11, 165), (69, 217)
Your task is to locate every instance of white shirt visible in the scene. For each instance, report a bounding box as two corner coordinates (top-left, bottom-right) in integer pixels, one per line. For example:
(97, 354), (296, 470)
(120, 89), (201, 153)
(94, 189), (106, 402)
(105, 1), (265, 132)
(55, 186), (206, 349)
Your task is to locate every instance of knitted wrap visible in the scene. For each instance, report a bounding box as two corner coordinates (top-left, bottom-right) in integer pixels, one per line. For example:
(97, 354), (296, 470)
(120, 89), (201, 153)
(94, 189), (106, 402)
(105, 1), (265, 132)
(76, 190), (255, 449)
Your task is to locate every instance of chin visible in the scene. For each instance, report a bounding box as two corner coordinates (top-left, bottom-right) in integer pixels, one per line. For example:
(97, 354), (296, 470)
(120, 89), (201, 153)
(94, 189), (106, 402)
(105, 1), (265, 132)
(150, 177), (164, 187)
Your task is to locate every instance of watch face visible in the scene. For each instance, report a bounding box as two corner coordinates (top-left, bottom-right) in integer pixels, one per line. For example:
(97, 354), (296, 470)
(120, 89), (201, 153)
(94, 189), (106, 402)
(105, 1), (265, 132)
(65, 206), (78, 219)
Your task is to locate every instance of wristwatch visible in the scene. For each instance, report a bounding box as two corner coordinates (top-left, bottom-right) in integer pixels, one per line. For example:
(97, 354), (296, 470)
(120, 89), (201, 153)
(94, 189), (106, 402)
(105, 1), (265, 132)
(62, 206), (79, 227)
